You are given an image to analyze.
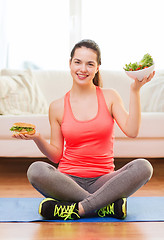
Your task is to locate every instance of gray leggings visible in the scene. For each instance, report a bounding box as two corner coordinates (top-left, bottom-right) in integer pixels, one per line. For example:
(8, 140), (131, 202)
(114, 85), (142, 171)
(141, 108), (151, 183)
(27, 159), (153, 215)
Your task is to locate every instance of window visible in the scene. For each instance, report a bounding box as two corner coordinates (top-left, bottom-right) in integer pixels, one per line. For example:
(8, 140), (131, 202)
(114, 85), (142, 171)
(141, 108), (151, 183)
(6, 0), (70, 70)
(81, 0), (164, 70)
(1, 0), (164, 70)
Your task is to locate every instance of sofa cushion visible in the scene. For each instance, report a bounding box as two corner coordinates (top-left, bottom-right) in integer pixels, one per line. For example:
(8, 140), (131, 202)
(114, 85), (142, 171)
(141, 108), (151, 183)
(140, 71), (164, 112)
(114, 112), (164, 138)
(33, 70), (73, 104)
(100, 70), (132, 111)
(0, 69), (48, 115)
(1, 114), (50, 139)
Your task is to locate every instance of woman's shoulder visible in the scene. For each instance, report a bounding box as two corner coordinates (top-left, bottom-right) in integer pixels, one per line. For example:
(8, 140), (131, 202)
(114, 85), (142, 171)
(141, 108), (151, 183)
(100, 87), (123, 107)
(101, 87), (120, 99)
(50, 96), (65, 110)
(49, 90), (70, 110)
(49, 96), (65, 123)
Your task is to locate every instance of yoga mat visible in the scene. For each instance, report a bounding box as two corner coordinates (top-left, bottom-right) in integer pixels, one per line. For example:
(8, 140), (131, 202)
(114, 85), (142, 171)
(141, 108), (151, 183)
(0, 197), (164, 222)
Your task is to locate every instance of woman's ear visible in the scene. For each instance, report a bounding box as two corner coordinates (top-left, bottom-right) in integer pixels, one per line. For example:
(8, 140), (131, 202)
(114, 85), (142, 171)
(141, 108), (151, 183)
(96, 65), (100, 74)
(69, 59), (72, 68)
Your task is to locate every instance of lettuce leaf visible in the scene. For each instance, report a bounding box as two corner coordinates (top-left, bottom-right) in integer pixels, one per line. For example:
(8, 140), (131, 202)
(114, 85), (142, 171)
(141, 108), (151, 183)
(123, 53), (154, 71)
(10, 126), (33, 132)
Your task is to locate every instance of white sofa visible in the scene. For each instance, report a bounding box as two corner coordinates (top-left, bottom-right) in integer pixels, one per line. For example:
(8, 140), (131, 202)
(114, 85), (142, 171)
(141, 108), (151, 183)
(0, 69), (164, 158)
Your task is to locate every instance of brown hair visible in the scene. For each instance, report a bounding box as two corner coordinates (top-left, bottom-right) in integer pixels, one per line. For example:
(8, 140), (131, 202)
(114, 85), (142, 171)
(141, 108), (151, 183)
(70, 39), (102, 87)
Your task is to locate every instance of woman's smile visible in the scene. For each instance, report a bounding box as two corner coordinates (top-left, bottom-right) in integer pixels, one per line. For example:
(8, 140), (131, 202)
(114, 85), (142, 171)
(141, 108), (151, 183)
(76, 73), (89, 80)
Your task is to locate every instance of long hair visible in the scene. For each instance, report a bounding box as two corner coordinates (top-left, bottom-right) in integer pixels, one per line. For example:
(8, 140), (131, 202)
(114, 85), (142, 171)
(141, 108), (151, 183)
(70, 39), (102, 87)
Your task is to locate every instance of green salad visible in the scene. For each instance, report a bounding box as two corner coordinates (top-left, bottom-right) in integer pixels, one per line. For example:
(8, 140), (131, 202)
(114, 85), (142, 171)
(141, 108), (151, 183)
(123, 53), (154, 71)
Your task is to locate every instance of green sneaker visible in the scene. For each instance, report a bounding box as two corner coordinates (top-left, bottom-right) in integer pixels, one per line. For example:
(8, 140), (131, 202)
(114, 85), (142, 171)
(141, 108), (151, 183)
(97, 198), (127, 219)
(39, 198), (80, 221)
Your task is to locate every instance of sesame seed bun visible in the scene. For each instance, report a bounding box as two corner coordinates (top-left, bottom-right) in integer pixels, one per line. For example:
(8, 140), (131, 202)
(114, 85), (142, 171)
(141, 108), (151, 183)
(13, 122), (35, 129)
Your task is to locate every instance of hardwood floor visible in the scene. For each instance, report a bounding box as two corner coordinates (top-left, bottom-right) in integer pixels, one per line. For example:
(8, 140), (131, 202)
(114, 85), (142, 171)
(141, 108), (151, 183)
(0, 157), (164, 240)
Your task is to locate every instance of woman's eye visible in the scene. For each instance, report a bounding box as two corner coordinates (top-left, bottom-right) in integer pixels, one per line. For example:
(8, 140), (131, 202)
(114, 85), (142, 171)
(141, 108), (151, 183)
(88, 63), (94, 67)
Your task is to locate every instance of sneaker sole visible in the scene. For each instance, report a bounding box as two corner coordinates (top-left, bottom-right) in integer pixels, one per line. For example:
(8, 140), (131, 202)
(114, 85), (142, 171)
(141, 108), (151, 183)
(122, 198), (127, 219)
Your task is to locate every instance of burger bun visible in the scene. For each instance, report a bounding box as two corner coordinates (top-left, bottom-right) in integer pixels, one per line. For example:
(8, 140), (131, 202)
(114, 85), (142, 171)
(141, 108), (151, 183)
(13, 129), (36, 135)
(11, 122), (36, 135)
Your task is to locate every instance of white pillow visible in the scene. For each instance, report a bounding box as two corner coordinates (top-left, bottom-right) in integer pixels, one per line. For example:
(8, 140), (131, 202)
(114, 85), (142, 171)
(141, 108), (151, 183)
(0, 69), (48, 115)
(140, 72), (164, 112)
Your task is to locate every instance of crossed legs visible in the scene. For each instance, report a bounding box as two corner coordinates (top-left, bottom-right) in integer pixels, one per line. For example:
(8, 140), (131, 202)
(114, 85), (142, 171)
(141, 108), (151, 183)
(27, 159), (153, 216)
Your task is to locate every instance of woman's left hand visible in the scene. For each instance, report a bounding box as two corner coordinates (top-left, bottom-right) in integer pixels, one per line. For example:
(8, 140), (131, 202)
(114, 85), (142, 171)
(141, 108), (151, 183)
(131, 71), (155, 91)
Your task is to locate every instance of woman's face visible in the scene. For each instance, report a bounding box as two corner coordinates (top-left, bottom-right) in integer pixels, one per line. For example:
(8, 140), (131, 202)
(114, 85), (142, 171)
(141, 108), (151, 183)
(70, 47), (99, 86)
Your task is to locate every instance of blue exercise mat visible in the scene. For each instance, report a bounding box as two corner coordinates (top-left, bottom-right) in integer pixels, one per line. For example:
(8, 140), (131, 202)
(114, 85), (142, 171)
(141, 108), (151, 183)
(0, 197), (164, 222)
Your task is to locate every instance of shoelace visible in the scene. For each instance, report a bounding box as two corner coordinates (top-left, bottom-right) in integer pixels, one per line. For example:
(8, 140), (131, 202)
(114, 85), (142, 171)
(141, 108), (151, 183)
(53, 203), (80, 220)
(97, 203), (115, 217)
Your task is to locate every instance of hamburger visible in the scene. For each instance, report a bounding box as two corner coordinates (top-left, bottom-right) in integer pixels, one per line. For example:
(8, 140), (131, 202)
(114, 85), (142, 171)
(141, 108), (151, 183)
(10, 122), (36, 135)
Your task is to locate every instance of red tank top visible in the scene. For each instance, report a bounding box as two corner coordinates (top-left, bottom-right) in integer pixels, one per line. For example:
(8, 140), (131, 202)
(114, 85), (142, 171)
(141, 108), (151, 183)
(58, 86), (115, 177)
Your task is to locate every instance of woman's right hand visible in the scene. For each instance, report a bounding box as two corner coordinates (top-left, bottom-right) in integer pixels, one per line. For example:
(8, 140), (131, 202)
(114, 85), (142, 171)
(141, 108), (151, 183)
(12, 132), (41, 141)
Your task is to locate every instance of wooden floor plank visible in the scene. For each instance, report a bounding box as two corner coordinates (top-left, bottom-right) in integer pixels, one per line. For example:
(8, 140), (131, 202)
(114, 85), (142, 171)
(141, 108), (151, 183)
(0, 222), (164, 240)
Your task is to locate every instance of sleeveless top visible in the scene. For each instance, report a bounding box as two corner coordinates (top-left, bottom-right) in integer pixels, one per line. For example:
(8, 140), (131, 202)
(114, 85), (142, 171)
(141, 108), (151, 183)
(58, 86), (115, 178)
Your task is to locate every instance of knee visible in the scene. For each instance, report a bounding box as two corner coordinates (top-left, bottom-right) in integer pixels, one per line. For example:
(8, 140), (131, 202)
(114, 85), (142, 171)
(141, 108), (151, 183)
(27, 161), (47, 184)
(135, 159), (153, 181)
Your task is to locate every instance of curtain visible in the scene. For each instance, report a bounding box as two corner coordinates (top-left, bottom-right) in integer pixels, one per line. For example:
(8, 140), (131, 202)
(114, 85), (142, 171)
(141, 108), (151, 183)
(0, 0), (8, 68)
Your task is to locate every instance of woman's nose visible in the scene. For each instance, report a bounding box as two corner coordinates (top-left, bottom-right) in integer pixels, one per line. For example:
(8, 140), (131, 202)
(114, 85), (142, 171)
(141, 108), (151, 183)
(80, 64), (87, 72)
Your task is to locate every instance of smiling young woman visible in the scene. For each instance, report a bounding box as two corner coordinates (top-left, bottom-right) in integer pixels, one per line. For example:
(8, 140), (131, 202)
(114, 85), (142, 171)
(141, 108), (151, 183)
(13, 39), (155, 221)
